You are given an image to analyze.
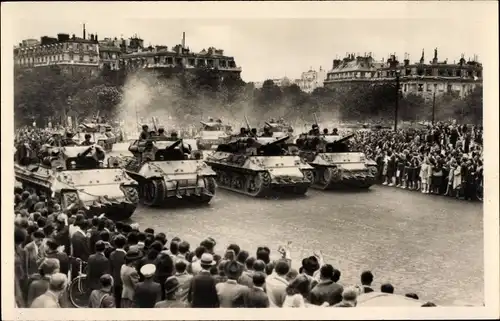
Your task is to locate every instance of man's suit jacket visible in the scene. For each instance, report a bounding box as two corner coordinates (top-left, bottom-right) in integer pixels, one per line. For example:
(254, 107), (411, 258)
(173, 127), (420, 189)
(216, 279), (249, 308)
(109, 249), (126, 286)
(23, 241), (40, 277)
(308, 280), (344, 306)
(133, 279), (161, 308)
(86, 252), (110, 290)
(71, 231), (90, 262)
(120, 264), (140, 301)
(243, 286), (270, 308)
(188, 270), (219, 308)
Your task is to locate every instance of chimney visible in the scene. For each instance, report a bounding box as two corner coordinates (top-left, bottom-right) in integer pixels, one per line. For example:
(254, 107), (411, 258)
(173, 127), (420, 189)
(95, 34), (98, 41)
(182, 32), (186, 49)
(83, 23), (86, 39)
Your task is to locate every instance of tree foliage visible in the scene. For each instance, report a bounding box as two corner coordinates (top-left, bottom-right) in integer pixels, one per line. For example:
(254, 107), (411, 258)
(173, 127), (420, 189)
(14, 65), (483, 127)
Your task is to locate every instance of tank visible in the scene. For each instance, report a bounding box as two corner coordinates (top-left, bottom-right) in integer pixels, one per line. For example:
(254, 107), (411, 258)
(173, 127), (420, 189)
(76, 123), (117, 152)
(205, 135), (314, 197)
(14, 144), (139, 220)
(118, 136), (217, 206)
(195, 120), (232, 154)
(295, 133), (378, 189)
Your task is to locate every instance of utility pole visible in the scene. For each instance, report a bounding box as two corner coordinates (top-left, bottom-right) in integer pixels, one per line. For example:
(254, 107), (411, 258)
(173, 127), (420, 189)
(432, 83), (437, 125)
(394, 71), (400, 131)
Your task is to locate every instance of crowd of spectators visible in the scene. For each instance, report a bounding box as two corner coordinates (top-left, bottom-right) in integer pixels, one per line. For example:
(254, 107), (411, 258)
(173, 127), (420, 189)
(350, 122), (483, 201)
(14, 186), (438, 309)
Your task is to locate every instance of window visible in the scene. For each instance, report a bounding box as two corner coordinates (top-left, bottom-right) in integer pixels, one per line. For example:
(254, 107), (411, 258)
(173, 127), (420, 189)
(418, 84), (423, 92)
(79, 54), (84, 61)
(69, 53), (74, 60)
(188, 58), (195, 66)
(403, 84), (408, 92)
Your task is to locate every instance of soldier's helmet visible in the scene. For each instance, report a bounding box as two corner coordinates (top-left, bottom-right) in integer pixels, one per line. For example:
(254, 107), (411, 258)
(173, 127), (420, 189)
(142, 125), (149, 130)
(216, 119), (222, 123)
(270, 118), (276, 123)
(208, 117), (214, 122)
(158, 127), (165, 134)
(85, 133), (91, 139)
(171, 131), (178, 137)
(312, 124), (319, 129)
(66, 132), (74, 138)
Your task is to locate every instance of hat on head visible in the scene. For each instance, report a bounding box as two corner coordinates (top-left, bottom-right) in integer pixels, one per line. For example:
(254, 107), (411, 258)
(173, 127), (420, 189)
(224, 260), (242, 279)
(200, 253), (216, 266)
(125, 248), (144, 262)
(140, 264), (156, 278)
(164, 276), (180, 295)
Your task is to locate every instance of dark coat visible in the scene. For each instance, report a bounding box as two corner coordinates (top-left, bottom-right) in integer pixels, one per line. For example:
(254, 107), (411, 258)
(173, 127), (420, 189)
(188, 270), (219, 308)
(243, 287), (269, 308)
(309, 280), (344, 306)
(86, 252), (110, 290)
(45, 250), (70, 276)
(109, 249), (126, 287)
(133, 279), (162, 308)
(71, 231), (90, 262)
(53, 226), (71, 256)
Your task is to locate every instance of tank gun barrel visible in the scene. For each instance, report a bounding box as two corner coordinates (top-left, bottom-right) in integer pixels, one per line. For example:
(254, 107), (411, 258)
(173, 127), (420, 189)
(261, 135), (290, 147)
(264, 121), (273, 127)
(332, 133), (355, 144)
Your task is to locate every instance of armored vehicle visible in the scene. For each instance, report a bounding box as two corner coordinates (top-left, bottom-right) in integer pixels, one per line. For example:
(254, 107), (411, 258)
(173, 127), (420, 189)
(295, 133), (378, 189)
(195, 119), (233, 152)
(261, 119), (294, 138)
(120, 136), (217, 206)
(14, 144), (139, 220)
(76, 123), (116, 152)
(205, 135), (314, 197)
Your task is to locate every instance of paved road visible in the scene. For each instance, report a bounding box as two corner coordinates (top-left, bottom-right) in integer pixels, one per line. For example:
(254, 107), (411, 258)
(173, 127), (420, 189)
(130, 185), (482, 306)
(111, 142), (483, 306)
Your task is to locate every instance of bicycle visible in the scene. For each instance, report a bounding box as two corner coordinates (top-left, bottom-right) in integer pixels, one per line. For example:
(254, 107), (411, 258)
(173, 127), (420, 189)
(67, 257), (90, 308)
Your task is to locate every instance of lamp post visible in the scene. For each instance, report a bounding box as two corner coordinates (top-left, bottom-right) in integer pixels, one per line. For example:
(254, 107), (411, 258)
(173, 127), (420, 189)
(394, 70), (401, 131)
(432, 83), (437, 125)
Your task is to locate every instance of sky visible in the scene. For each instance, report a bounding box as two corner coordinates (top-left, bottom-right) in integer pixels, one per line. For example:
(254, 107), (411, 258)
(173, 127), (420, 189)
(4, 1), (496, 82)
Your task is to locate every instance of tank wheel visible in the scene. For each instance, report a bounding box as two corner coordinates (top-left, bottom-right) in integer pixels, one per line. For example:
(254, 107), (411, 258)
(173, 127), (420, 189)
(245, 172), (271, 197)
(123, 186), (139, 204)
(142, 179), (166, 207)
(231, 175), (244, 190)
(198, 177), (216, 204)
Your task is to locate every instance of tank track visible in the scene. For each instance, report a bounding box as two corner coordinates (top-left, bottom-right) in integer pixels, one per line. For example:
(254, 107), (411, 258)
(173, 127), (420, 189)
(139, 176), (216, 207)
(210, 165), (313, 197)
(310, 165), (377, 190)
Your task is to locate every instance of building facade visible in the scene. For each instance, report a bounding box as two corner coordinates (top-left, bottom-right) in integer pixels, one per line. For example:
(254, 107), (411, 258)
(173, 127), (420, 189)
(295, 67), (327, 93)
(324, 49), (482, 99)
(14, 28), (241, 77)
(14, 25), (100, 75)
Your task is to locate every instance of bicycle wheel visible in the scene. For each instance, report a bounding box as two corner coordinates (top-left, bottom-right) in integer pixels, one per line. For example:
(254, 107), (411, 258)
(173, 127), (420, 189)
(68, 276), (90, 308)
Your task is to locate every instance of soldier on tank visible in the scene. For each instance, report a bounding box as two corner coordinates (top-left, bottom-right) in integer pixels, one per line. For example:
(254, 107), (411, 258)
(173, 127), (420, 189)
(80, 134), (94, 146)
(323, 128), (329, 135)
(250, 128), (258, 137)
(157, 127), (167, 137)
(261, 126), (273, 137)
(238, 127), (248, 137)
(62, 132), (78, 146)
(139, 125), (149, 140)
(332, 128), (339, 135)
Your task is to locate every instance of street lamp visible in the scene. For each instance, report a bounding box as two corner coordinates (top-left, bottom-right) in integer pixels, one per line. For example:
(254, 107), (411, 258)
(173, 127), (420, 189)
(394, 70), (401, 131)
(432, 83), (437, 125)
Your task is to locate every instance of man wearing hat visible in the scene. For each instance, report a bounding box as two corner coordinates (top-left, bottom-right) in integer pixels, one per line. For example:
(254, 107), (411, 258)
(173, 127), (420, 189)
(134, 264), (161, 308)
(120, 249), (143, 308)
(188, 253), (220, 308)
(154, 276), (188, 308)
(109, 234), (127, 308)
(216, 260), (249, 307)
